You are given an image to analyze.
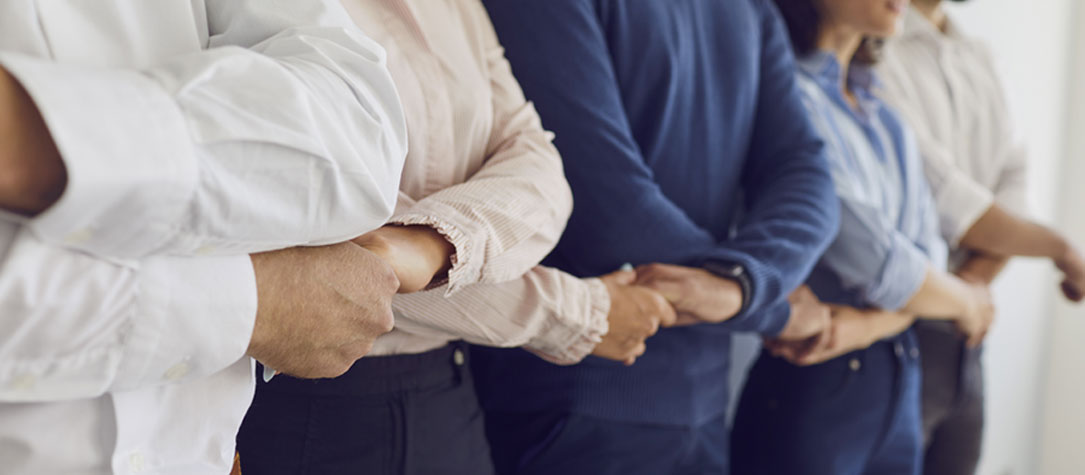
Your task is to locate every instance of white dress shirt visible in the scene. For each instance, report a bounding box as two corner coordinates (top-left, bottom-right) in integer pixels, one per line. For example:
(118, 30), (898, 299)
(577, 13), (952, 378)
(879, 8), (1030, 250)
(0, 1), (407, 473)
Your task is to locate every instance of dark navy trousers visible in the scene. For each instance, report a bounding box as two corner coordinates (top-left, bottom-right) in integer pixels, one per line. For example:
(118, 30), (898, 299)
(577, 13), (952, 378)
(483, 410), (729, 475)
(236, 342), (494, 475)
(917, 322), (985, 475)
(732, 331), (923, 475)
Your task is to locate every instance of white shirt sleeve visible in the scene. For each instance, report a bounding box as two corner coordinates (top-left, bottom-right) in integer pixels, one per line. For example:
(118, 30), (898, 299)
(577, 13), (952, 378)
(0, 224), (257, 402)
(0, 1), (407, 402)
(0, 0), (407, 258)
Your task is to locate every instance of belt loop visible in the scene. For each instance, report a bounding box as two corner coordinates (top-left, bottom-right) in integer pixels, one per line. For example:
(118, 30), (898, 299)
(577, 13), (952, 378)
(451, 341), (468, 384)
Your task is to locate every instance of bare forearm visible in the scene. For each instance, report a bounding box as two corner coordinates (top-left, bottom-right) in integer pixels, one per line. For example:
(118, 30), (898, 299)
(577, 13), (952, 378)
(852, 308), (916, 346)
(0, 67), (66, 216)
(961, 204), (1069, 260)
(955, 252), (1010, 286)
(353, 225), (454, 293)
(901, 267), (979, 320)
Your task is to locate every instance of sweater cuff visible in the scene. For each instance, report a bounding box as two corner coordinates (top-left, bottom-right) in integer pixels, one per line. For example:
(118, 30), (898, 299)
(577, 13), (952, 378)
(527, 277), (610, 365)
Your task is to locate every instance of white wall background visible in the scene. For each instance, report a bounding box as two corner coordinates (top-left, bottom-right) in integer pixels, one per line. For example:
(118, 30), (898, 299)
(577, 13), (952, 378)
(728, 2), (1084, 474)
(948, 2), (1080, 474)
(1040, 1), (1085, 474)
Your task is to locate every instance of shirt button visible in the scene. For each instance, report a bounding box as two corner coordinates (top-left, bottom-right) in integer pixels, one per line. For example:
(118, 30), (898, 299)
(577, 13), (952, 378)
(849, 358), (862, 371)
(163, 362), (190, 381)
(129, 452), (146, 473)
(453, 349), (465, 366)
(64, 228), (94, 245)
(894, 343), (905, 358)
(910, 348), (920, 359)
(11, 374), (36, 391)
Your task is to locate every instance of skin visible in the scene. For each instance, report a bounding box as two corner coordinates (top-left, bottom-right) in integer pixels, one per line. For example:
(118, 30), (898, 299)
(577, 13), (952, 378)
(353, 224), (455, 293)
(773, 0), (998, 364)
(247, 243), (400, 378)
(595, 269), (678, 365)
(0, 67), (67, 216)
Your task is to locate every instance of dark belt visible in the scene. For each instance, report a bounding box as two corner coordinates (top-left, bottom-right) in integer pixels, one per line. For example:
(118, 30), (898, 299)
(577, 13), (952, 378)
(255, 341), (469, 397)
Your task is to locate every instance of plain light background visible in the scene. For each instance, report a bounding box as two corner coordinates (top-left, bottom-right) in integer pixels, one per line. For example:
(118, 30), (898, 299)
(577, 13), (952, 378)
(729, 2), (1085, 474)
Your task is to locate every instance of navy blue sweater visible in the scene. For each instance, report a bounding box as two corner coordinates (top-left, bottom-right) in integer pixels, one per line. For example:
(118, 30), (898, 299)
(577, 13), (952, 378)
(472, 0), (840, 426)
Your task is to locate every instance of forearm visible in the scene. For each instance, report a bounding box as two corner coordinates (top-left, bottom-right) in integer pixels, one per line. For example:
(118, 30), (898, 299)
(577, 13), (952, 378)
(850, 308), (916, 346)
(392, 267), (609, 364)
(901, 267), (977, 320)
(961, 204), (1069, 260)
(0, 67), (66, 216)
(955, 251), (1010, 285)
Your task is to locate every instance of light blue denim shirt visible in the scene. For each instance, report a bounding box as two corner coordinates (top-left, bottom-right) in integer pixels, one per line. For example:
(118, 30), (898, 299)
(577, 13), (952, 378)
(797, 51), (948, 311)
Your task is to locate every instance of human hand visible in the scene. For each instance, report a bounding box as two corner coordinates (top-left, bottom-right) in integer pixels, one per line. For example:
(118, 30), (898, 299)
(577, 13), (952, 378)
(776, 285), (831, 341)
(770, 306), (916, 366)
(956, 282), (995, 348)
(633, 263), (743, 326)
(352, 224), (454, 293)
(592, 268), (677, 365)
(1055, 243), (1085, 302)
(0, 66), (66, 216)
(246, 243), (400, 379)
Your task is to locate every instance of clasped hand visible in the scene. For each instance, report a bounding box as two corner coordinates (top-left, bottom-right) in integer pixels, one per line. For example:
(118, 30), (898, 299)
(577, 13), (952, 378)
(246, 225), (455, 379)
(591, 263), (745, 365)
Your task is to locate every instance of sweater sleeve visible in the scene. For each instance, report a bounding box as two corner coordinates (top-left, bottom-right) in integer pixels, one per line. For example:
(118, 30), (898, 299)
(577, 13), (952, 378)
(482, 0), (837, 336)
(717, 2), (840, 335)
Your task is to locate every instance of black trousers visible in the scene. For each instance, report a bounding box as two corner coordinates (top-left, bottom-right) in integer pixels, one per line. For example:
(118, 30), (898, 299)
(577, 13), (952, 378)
(236, 342), (495, 475)
(916, 322), (985, 475)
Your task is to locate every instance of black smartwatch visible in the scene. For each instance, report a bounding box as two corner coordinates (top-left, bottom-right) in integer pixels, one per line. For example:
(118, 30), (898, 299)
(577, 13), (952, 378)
(703, 261), (752, 316)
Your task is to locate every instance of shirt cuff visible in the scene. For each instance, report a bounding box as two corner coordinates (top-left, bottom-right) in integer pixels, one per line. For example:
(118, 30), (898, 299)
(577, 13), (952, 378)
(113, 255), (258, 392)
(0, 53), (198, 258)
(934, 171), (995, 247)
(388, 202), (481, 295)
(865, 233), (930, 312)
(527, 277), (610, 365)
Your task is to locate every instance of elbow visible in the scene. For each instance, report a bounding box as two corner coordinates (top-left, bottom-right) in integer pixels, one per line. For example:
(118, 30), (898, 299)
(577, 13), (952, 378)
(552, 173), (574, 226)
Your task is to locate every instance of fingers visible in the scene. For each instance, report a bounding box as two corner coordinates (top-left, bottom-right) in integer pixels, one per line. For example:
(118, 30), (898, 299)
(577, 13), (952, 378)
(672, 313), (706, 326)
(1061, 278), (1085, 303)
(625, 342), (647, 366)
(601, 267), (638, 286)
(648, 291), (679, 328)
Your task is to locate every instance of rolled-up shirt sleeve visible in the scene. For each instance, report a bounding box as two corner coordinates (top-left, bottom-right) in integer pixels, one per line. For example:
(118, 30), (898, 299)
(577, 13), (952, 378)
(0, 225), (257, 402)
(389, 6), (572, 293)
(392, 267), (609, 365)
(1, 0), (407, 259)
(911, 127), (994, 246)
(821, 196), (931, 311)
(993, 143), (1030, 217)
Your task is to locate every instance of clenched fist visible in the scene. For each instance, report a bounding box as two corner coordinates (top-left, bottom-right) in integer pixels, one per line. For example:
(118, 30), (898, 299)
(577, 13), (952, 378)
(592, 269), (677, 365)
(246, 243), (400, 379)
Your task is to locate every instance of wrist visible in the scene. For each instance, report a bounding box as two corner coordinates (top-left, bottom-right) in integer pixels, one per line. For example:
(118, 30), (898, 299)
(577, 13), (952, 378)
(0, 67), (66, 215)
(401, 225), (454, 280)
(703, 261), (751, 316)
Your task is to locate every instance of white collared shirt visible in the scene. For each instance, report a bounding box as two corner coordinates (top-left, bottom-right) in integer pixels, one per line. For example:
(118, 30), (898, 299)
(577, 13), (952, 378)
(0, 1), (407, 473)
(879, 7), (1030, 250)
